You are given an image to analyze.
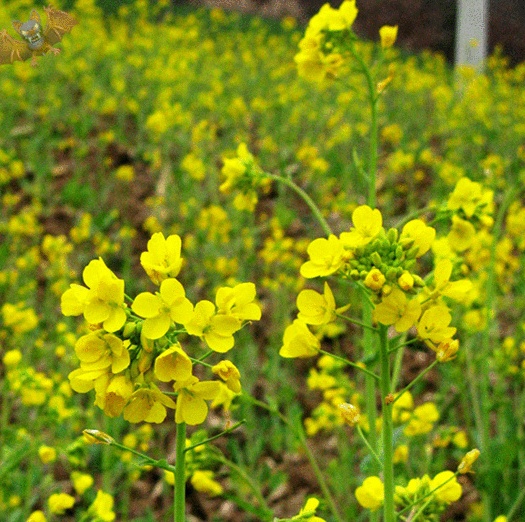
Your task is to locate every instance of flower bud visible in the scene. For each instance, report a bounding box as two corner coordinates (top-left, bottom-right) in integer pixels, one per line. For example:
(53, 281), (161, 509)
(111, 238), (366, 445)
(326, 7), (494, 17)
(458, 448), (480, 474)
(83, 430), (115, 445)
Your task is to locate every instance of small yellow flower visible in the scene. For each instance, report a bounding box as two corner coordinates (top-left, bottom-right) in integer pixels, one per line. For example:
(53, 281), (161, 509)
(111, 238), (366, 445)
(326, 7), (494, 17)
(174, 377), (221, 425)
(417, 305), (456, 343)
(154, 344), (193, 382)
(48, 493), (75, 515)
(140, 232), (183, 285)
(300, 235), (346, 278)
(436, 338), (460, 362)
(27, 511), (47, 522)
(280, 320), (321, 358)
(432, 259), (472, 302)
(38, 445), (56, 464)
(379, 25), (398, 48)
(132, 278), (193, 339)
(185, 300), (241, 353)
(373, 288), (421, 332)
(123, 386), (176, 424)
(355, 476), (384, 511)
(87, 490), (116, 522)
(430, 471), (462, 503)
(340, 206), (383, 248)
(190, 470), (223, 497)
(71, 471), (94, 495)
(212, 360), (242, 393)
(297, 282), (337, 325)
(400, 219), (436, 257)
(364, 268), (386, 291)
(61, 258), (126, 332)
(294, 496), (326, 521)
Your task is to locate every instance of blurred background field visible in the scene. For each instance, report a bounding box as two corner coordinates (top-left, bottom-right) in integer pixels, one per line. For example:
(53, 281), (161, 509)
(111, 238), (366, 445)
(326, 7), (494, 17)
(1, 0), (525, 520)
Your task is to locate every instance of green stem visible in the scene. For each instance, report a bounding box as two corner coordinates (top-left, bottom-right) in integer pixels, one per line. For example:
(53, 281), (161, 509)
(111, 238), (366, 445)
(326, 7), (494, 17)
(392, 360), (439, 403)
(213, 454), (273, 518)
(174, 422), (186, 522)
(336, 312), (380, 332)
(267, 173), (332, 236)
(356, 425), (382, 468)
(184, 420), (245, 453)
(319, 349), (380, 381)
(378, 325), (395, 522)
(349, 42), (379, 207)
(362, 299), (379, 474)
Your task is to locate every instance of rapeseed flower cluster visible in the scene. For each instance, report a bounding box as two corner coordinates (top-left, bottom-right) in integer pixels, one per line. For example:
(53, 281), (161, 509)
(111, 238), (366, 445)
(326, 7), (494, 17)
(283, 204), (469, 360)
(61, 232), (261, 426)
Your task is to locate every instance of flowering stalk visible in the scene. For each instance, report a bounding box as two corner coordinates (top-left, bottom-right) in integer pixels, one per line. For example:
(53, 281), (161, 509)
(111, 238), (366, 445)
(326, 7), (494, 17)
(267, 173), (333, 237)
(174, 422), (186, 522)
(378, 324), (395, 522)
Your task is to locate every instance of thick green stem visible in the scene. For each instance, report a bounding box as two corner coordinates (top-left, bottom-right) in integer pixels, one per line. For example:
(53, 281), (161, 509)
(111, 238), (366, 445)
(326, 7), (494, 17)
(174, 422), (187, 522)
(379, 325), (395, 522)
(267, 173), (332, 236)
(363, 299), (379, 473)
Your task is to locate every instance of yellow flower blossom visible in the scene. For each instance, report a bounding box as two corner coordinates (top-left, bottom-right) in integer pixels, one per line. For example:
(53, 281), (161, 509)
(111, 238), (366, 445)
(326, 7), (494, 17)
(61, 258), (126, 332)
(38, 445), (56, 464)
(364, 268), (386, 291)
(417, 305), (456, 343)
(300, 235), (346, 278)
(430, 471), (462, 503)
(71, 471), (94, 495)
(447, 215), (476, 252)
(297, 282), (337, 325)
(373, 288), (421, 332)
(340, 206), (383, 248)
(400, 219), (436, 257)
(123, 386), (176, 423)
(185, 300), (241, 352)
(140, 232), (183, 285)
(87, 490), (116, 522)
(154, 344), (193, 382)
(48, 493), (75, 515)
(212, 360), (241, 393)
(432, 259), (472, 302)
(190, 470), (223, 497)
(280, 319), (321, 358)
(174, 376), (221, 425)
(355, 476), (384, 511)
(132, 278), (193, 339)
(215, 282), (261, 321)
(458, 448), (480, 474)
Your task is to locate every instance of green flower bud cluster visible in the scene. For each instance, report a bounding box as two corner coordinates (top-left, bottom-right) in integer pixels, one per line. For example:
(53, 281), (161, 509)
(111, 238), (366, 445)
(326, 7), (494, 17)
(345, 228), (425, 289)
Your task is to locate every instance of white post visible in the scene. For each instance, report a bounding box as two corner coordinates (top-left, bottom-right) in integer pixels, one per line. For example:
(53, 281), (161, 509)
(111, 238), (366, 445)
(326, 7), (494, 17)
(455, 0), (489, 68)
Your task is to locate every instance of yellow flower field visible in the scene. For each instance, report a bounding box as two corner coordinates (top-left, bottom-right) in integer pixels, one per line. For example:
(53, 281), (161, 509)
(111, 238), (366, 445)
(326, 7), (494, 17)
(1, 0), (525, 520)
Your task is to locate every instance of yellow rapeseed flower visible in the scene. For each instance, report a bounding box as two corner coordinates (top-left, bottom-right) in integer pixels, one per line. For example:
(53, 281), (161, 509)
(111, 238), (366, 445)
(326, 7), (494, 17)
(340, 206), (383, 248)
(140, 232), (184, 285)
(132, 278), (193, 339)
(300, 235), (346, 278)
(355, 476), (385, 511)
(280, 319), (321, 358)
(373, 288), (421, 332)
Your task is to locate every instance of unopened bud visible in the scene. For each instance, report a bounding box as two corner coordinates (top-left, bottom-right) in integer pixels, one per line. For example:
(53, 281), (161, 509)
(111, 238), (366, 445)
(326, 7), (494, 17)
(83, 429), (115, 445)
(458, 448), (480, 474)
